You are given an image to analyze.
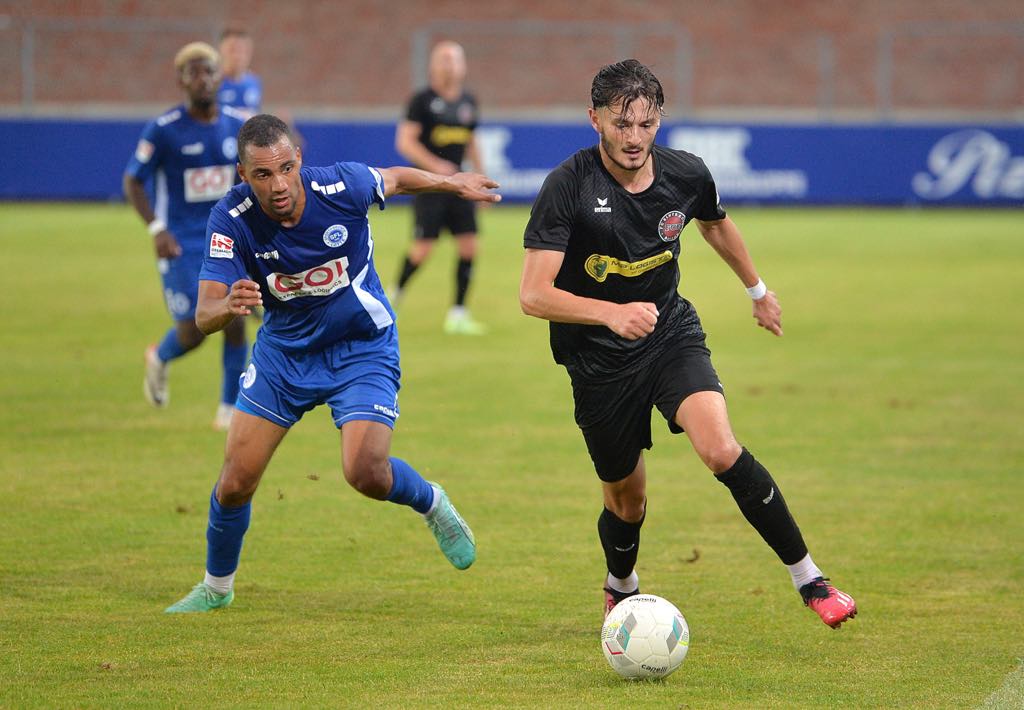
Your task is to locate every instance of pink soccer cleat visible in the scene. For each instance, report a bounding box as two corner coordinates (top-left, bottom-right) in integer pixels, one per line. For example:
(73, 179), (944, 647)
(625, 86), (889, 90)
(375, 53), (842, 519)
(800, 577), (857, 629)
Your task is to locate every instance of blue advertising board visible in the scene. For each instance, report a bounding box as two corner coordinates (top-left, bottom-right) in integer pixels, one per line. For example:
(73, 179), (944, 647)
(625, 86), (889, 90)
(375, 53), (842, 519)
(1, 118), (1022, 206)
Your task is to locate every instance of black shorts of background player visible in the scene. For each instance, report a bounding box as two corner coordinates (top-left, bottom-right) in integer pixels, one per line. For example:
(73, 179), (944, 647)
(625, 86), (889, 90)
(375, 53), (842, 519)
(391, 41), (487, 335)
(519, 59), (857, 629)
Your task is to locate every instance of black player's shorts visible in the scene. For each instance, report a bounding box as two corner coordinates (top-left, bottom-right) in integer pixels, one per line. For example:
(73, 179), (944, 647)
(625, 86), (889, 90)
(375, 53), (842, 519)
(413, 193), (477, 239)
(569, 336), (724, 483)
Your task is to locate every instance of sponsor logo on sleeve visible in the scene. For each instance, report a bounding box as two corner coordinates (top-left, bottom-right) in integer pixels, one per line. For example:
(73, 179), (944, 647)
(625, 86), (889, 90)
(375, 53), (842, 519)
(267, 257), (350, 301)
(135, 139), (155, 163)
(209, 232), (235, 258)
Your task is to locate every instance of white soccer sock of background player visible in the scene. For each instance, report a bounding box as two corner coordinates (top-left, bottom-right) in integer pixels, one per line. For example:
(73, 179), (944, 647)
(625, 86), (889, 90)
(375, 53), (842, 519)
(786, 553), (824, 590)
(204, 571), (236, 595)
(606, 570), (639, 594)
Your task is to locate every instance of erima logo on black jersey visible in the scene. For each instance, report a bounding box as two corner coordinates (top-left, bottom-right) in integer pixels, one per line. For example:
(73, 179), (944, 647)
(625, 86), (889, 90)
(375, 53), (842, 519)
(594, 197), (611, 213)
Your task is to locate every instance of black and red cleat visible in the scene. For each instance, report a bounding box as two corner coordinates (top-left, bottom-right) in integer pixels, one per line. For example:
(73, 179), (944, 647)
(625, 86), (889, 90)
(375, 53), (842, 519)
(800, 577), (857, 629)
(603, 585), (639, 619)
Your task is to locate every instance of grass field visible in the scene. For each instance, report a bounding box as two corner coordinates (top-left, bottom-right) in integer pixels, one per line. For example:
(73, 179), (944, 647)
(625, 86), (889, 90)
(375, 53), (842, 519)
(1, 202), (1022, 708)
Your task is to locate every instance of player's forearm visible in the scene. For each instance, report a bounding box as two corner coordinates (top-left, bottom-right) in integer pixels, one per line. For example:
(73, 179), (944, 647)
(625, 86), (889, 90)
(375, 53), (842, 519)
(123, 176), (156, 224)
(386, 167), (458, 196)
(700, 217), (761, 288)
(520, 282), (617, 328)
(466, 136), (483, 174)
(195, 297), (236, 335)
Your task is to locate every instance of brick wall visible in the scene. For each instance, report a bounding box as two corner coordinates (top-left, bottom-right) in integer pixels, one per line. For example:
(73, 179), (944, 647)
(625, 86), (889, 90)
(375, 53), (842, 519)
(2, 0), (1022, 118)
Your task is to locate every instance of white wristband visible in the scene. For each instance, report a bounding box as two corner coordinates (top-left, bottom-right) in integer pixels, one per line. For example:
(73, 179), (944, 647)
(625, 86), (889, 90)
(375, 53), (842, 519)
(147, 219), (167, 236)
(746, 278), (767, 300)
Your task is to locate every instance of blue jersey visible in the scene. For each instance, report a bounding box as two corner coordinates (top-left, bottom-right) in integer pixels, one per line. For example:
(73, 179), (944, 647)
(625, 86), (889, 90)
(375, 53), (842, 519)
(218, 73), (262, 117)
(200, 162), (394, 354)
(125, 104), (247, 251)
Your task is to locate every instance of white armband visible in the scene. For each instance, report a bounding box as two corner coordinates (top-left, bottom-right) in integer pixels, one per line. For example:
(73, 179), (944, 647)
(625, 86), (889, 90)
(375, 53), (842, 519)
(147, 219), (167, 236)
(746, 278), (767, 300)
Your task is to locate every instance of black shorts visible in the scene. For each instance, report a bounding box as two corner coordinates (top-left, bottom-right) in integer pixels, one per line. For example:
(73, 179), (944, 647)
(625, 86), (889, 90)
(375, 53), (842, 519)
(570, 336), (724, 483)
(413, 193), (477, 239)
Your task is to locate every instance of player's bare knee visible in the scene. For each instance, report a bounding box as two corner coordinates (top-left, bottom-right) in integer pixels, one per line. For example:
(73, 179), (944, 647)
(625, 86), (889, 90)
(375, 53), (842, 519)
(215, 474), (258, 506)
(700, 440), (743, 474)
(176, 322), (206, 350)
(606, 490), (646, 523)
(343, 456), (390, 500)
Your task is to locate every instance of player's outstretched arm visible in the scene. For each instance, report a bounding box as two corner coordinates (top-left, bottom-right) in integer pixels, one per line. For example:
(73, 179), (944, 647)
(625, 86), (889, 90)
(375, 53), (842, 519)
(376, 166), (501, 203)
(196, 279), (262, 335)
(696, 216), (783, 336)
(520, 248), (658, 340)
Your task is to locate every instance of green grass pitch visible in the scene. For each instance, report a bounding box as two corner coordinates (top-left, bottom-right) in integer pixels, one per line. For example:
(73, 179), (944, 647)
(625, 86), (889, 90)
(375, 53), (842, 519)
(1, 202), (1021, 708)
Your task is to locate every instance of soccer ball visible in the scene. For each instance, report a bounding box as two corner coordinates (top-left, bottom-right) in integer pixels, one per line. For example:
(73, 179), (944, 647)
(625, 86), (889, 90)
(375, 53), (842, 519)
(601, 594), (690, 679)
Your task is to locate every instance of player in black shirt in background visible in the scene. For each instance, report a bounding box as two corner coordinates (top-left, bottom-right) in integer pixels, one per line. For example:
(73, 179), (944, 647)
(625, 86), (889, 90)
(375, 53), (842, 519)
(520, 60), (857, 629)
(392, 41), (487, 335)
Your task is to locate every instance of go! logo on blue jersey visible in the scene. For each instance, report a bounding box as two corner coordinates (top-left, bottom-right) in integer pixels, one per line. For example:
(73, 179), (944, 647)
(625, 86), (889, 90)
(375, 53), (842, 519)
(267, 257), (351, 302)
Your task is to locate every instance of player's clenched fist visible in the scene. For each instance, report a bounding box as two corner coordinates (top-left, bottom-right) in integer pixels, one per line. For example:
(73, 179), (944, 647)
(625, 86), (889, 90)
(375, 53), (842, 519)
(607, 301), (659, 340)
(227, 279), (262, 315)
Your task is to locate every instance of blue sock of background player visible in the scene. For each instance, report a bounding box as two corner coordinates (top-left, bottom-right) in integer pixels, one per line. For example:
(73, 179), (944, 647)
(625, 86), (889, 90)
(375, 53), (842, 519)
(221, 340), (247, 405)
(156, 326), (188, 362)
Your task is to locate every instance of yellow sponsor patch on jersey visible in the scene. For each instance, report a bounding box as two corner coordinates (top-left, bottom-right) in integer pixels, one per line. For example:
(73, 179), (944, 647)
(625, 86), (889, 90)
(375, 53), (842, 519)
(584, 250), (673, 283)
(430, 125), (472, 147)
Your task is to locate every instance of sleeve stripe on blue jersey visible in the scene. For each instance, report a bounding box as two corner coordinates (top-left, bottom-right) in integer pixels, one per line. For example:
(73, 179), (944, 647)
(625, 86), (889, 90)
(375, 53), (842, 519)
(368, 167), (385, 204)
(312, 180), (346, 196)
(228, 196), (253, 218)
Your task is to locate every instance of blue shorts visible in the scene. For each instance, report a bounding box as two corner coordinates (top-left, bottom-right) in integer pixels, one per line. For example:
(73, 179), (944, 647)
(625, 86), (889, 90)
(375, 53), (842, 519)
(235, 327), (401, 429)
(156, 249), (203, 322)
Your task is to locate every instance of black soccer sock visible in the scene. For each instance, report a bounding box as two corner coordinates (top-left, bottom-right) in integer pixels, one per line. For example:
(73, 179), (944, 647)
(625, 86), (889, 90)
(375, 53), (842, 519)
(396, 255), (419, 289)
(598, 506), (645, 581)
(455, 257), (473, 307)
(716, 448), (808, 565)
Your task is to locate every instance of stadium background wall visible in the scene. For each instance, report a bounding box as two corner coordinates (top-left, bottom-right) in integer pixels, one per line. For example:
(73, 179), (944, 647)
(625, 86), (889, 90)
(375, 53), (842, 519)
(1, 1), (1021, 205)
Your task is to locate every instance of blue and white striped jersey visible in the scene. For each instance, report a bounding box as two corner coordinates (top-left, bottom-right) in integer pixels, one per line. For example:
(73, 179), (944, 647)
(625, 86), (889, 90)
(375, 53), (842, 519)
(200, 162), (394, 353)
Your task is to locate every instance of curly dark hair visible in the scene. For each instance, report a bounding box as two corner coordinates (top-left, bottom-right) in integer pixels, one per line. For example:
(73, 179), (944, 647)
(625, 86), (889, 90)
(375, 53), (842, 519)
(237, 114), (295, 163)
(590, 59), (665, 117)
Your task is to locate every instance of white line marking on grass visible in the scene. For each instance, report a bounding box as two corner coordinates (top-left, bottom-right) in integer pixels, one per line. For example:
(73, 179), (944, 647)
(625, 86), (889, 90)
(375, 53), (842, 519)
(980, 657), (1024, 709)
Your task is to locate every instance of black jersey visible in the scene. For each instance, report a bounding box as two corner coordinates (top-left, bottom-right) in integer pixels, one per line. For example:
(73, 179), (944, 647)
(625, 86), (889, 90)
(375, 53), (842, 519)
(523, 144), (727, 380)
(405, 88), (478, 167)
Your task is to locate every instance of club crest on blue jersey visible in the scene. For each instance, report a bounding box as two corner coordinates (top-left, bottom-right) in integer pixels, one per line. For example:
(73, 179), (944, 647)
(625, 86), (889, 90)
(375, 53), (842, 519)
(222, 137), (238, 160)
(323, 224), (349, 248)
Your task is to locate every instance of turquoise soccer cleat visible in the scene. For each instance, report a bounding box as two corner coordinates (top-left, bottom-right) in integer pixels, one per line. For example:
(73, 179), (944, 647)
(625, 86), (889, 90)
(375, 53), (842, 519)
(164, 582), (234, 614)
(424, 484), (476, 570)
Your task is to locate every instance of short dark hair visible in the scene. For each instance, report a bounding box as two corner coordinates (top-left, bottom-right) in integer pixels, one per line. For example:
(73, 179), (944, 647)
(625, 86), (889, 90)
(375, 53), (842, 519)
(591, 59), (665, 117)
(237, 114), (294, 163)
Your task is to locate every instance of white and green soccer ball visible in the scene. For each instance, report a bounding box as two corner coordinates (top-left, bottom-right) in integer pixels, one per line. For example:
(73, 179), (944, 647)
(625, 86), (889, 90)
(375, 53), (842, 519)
(601, 594), (690, 679)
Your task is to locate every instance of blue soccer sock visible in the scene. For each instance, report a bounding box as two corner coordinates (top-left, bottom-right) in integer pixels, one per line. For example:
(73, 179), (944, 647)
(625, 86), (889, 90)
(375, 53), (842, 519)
(221, 340), (248, 405)
(385, 457), (437, 514)
(156, 327), (188, 363)
(206, 486), (251, 577)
